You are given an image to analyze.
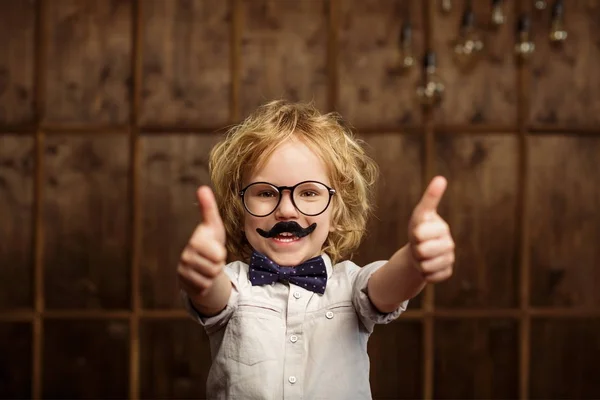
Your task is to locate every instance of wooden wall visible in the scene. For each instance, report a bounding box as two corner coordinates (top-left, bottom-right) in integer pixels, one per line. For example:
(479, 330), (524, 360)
(1, 0), (599, 399)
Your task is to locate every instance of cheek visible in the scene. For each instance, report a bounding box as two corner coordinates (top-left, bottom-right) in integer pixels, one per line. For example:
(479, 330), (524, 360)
(327, 204), (339, 232)
(315, 212), (334, 235)
(243, 216), (260, 237)
(243, 215), (252, 231)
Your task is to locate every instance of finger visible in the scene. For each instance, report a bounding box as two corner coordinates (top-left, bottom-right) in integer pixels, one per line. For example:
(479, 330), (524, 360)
(178, 264), (214, 292)
(420, 253), (455, 274)
(423, 267), (453, 283)
(196, 186), (225, 239)
(411, 220), (450, 243)
(188, 232), (227, 264)
(412, 237), (455, 261)
(413, 176), (447, 221)
(181, 247), (224, 277)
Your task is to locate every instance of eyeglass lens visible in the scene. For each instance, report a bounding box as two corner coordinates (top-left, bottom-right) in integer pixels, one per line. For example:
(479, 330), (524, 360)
(243, 182), (330, 216)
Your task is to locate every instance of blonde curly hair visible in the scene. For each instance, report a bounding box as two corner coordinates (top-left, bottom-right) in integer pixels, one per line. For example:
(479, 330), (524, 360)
(209, 100), (379, 264)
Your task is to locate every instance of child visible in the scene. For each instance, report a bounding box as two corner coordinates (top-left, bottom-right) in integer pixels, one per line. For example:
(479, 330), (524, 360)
(177, 100), (454, 399)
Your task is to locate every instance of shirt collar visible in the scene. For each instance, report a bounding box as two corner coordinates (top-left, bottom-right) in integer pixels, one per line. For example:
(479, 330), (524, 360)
(321, 253), (333, 279)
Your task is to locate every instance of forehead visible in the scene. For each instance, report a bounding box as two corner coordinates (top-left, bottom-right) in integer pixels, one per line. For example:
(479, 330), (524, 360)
(248, 138), (331, 186)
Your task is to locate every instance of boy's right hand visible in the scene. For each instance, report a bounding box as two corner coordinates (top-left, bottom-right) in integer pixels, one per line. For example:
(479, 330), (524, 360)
(177, 186), (227, 298)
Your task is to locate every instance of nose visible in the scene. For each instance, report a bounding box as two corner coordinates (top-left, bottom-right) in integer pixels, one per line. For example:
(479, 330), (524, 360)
(274, 191), (298, 219)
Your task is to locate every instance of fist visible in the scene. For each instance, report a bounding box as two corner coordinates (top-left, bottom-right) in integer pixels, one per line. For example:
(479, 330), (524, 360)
(408, 176), (455, 283)
(177, 186), (227, 296)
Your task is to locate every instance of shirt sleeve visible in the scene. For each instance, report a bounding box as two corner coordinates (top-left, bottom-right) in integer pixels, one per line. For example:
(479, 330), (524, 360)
(350, 260), (408, 333)
(180, 262), (242, 335)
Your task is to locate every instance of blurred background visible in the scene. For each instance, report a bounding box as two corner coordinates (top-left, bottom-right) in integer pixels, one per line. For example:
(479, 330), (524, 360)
(1, 0), (599, 399)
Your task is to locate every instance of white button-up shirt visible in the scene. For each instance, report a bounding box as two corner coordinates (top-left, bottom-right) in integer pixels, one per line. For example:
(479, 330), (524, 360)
(183, 254), (408, 400)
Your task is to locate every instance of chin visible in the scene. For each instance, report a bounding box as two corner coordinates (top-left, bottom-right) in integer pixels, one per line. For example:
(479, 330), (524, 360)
(253, 244), (319, 267)
(269, 253), (308, 267)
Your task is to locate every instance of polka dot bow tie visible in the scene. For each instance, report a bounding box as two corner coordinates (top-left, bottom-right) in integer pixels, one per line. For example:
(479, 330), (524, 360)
(249, 251), (328, 295)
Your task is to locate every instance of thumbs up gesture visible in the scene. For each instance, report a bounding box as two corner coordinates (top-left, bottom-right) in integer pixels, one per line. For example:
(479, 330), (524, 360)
(408, 176), (455, 283)
(177, 186), (228, 298)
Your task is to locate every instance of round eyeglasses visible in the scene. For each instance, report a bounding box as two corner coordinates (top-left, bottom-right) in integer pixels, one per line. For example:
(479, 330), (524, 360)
(239, 180), (336, 217)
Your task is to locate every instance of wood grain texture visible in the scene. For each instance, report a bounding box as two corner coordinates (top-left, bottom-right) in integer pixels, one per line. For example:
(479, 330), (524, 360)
(239, 0), (328, 118)
(431, 0), (517, 126)
(338, 0), (424, 128)
(139, 319), (211, 399)
(140, 134), (221, 309)
(43, 135), (130, 309)
(354, 133), (424, 308)
(530, 318), (600, 399)
(0, 322), (32, 399)
(43, 319), (129, 399)
(0, 136), (34, 309)
(529, 1), (600, 126)
(528, 135), (600, 307)
(45, 0), (132, 125)
(434, 319), (519, 399)
(0, 0), (35, 126)
(140, 0), (231, 127)
(434, 134), (519, 308)
(368, 321), (422, 399)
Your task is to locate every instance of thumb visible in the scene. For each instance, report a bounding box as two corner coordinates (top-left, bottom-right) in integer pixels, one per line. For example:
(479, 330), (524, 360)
(196, 186), (226, 243)
(413, 176), (447, 221)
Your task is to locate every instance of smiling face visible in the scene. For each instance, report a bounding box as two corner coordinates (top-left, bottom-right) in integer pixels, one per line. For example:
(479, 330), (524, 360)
(242, 138), (334, 267)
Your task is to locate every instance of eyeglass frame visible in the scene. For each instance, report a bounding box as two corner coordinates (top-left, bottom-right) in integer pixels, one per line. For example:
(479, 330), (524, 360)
(239, 180), (337, 217)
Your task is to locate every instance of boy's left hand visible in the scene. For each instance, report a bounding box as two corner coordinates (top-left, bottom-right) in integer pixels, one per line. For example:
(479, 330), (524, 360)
(408, 176), (455, 283)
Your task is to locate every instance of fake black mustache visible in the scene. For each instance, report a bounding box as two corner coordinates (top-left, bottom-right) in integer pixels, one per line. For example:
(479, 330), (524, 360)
(256, 221), (317, 238)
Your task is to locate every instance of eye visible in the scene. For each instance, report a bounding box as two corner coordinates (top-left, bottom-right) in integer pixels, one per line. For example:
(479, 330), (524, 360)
(257, 190), (278, 198)
(299, 190), (318, 197)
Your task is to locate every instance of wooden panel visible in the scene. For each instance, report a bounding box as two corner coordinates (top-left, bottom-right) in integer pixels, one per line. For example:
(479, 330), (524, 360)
(239, 0), (328, 117)
(0, 136), (34, 309)
(140, 134), (221, 309)
(434, 134), (519, 308)
(0, 322), (32, 399)
(368, 321), (422, 399)
(529, 1), (600, 126)
(0, 1), (35, 125)
(140, 319), (211, 399)
(45, 0), (132, 125)
(43, 135), (130, 309)
(434, 319), (519, 399)
(140, 0), (231, 127)
(355, 133), (423, 308)
(432, 0), (517, 126)
(530, 319), (600, 399)
(528, 135), (600, 307)
(338, 0), (424, 128)
(43, 319), (129, 399)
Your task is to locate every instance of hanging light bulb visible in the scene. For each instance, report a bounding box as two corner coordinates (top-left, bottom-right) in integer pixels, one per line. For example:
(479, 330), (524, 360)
(515, 14), (535, 59)
(441, 0), (452, 15)
(491, 0), (506, 27)
(534, 0), (547, 11)
(398, 21), (415, 70)
(453, 4), (484, 69)
(417, 51), (445, 107)
(549, 0), (567, 43)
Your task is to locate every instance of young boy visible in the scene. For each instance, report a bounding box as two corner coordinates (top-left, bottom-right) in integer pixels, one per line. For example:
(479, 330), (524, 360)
(177, 100), (454, 399)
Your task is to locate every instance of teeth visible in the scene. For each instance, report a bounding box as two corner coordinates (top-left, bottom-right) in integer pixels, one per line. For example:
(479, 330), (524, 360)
(276, 237), (296, 243)
(274, 232), (299, 243)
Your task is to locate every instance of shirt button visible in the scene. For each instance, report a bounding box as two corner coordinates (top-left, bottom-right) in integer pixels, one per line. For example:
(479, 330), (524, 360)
(289, 376), (297, 384)
(290, 335), (298, 343)
(326, 311), (334, 319)
(293, 291), (301, 299)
